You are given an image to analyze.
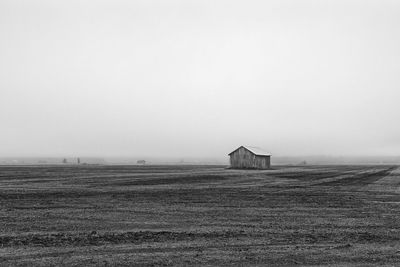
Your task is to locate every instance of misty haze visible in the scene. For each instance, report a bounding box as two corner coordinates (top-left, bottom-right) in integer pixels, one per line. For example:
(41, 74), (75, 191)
(1, 0), (400, 162)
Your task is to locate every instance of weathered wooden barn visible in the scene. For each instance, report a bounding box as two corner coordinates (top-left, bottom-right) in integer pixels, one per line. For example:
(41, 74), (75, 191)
(228, 146), (271, 169)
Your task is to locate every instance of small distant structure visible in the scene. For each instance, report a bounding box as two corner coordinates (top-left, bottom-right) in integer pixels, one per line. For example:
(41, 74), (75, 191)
(62, 158), (68, 164)
(137, 160), (146, 165)
(228, 146), (271, 169)
(77, 158), (81, 164)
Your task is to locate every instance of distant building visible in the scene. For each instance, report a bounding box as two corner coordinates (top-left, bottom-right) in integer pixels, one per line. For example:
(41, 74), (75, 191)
(137, 160), (146, 165)
(62, 158), (68, 164)
(228, 146), (271, 169)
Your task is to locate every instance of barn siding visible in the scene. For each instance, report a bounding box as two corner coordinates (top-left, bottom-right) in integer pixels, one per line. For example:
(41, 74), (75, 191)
(229, 147), (270, 169)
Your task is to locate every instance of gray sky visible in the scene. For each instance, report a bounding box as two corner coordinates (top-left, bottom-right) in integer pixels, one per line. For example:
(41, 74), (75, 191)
(1, 0), (400, 158)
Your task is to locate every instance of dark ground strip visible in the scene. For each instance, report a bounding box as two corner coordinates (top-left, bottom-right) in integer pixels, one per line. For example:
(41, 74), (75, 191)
(0, 165), (225, 181)
(272, 171), (346, 181)
(1, 229), (399, 248)
(98, 175), (227, 186)
(0, 231), (244, 247)
(0, 187), (368, 208)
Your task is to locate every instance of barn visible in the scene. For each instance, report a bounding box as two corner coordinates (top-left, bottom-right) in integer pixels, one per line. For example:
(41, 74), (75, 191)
(228, 146), (271, 169)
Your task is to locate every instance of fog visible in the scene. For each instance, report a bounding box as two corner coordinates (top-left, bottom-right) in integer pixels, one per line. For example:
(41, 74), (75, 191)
(1, 0), (400, 160)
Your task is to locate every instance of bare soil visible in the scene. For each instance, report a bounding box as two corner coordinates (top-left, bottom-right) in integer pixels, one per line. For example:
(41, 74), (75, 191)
(1, 164), (400, 266)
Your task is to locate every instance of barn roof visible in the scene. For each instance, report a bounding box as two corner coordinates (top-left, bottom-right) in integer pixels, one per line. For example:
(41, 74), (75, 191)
(228, 146), (271, 156)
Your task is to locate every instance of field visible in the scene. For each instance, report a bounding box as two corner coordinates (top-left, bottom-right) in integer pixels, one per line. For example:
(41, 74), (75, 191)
(1, 164), (400, 266)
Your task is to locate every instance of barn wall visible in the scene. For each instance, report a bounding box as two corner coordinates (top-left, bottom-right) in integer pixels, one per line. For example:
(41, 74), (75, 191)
(254, 155), (270, 169)
(229, 147), (270, 169)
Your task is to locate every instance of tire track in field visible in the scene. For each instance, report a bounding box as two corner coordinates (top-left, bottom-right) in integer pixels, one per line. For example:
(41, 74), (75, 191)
(316, 167), (396, 187)
(364, 167), (400, 192)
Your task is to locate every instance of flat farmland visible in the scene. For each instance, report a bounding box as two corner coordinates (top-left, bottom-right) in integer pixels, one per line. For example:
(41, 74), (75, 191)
(1, 165), (400, 266)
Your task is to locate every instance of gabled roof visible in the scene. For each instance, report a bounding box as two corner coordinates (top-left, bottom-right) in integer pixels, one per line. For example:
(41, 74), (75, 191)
(228, 146), (271, 156)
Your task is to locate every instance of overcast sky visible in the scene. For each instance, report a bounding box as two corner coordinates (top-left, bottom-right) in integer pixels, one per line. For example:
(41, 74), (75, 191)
(1, 0), (400, 158)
